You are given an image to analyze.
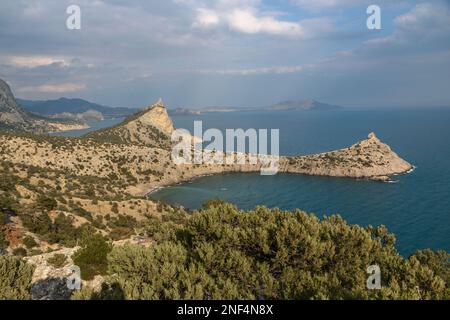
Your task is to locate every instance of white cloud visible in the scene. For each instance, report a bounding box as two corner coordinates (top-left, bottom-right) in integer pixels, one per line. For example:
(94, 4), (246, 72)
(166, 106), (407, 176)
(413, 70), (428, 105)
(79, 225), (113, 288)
(7, 56), (69, 68)
(199, 65), (307, 76)
(186, 0), (311, 37)
(193, 8), (220, 28)
(16, 83), (86, 93)
(226, 9), (305, 36)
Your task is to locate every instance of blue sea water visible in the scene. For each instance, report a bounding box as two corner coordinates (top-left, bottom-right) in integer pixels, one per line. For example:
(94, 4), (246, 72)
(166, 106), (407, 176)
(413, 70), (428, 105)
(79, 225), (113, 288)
(151, 108), (450, 256)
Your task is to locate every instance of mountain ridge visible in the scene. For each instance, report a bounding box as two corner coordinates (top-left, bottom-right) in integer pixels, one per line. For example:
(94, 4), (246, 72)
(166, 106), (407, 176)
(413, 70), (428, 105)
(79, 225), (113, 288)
(18, 97), (138, 120)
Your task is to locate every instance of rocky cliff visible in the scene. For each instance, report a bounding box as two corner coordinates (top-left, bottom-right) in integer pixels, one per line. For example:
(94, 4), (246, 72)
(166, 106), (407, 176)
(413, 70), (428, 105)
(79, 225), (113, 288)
(134, 98), (174, 136)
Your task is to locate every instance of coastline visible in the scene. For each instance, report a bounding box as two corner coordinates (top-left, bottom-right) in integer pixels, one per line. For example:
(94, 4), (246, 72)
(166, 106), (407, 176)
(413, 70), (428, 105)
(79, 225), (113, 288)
(146, 165), (416, 199)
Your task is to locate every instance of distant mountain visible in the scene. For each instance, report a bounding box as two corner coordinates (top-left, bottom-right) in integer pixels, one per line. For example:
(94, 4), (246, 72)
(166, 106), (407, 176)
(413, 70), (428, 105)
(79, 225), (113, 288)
(17, 97), (138, 120)
(0, 79), (86, 134)
(268, 100), (342, 111)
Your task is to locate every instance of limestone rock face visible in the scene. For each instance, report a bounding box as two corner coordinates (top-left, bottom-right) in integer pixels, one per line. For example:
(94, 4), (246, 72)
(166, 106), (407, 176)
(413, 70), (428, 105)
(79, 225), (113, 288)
(133, 98), (174, 136)
(24, 248), (77, 300)
(24, 247), (106, 300)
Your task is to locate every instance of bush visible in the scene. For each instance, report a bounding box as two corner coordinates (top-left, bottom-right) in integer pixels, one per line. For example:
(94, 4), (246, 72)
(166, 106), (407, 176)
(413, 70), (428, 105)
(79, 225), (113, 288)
(0, 229), (8, 254)
(36, 195), (57, 211)
(13, 247), (27, 257)
(107, 214), (137, 240)
(20, 212), (81, 247)
(47, 254), (68, 269)
(108, 227), (134, 241)
(22, 236), (38, 249)
(72, 234), (112, 281)
(0, 211), (8, 226)
(0, 256), (34, 300)
(71, 283), (125, 300)
(202, 198), (226, 210)
(107, 203), (449, 300)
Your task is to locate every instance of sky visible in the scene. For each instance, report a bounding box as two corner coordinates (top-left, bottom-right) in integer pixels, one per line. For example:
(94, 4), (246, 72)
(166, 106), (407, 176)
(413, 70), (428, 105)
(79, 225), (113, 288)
(0, 0), (449, 109)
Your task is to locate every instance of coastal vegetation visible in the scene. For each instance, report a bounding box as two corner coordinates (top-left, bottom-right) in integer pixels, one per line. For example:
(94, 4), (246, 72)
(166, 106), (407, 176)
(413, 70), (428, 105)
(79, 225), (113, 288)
(72, 233), (112, 281)
(46, 253), (68, 269)
(46, 202), (447, 300)
(0, 256), (34, 300)
(1, 198), (449, 300)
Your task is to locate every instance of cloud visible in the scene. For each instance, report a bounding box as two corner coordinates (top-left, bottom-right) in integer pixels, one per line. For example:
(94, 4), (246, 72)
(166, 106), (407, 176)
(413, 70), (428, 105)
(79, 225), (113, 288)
(364, 2), (450, 47)
(190, 2), (309, 37)
(193, 8), (220, 28)
(7, 56), (69, 68)
(1, 0), (449, 107)
(226, 9), (305, 36)
(198, 65), (308, 76)
(16, 83), (86, 93)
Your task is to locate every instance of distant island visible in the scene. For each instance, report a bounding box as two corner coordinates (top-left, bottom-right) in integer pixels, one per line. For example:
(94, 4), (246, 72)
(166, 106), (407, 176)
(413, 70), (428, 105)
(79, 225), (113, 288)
(267, 99), (342, 111)
(169, 99), (342, 115)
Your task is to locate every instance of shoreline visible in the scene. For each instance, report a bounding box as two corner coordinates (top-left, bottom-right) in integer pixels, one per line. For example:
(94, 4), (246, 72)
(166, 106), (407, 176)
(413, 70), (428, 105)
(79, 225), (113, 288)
(146, 166), (416, 198)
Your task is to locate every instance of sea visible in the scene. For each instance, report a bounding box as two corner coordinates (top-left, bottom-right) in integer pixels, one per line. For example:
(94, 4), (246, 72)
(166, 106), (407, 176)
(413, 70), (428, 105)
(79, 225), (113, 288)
(59, 108), (450, 256)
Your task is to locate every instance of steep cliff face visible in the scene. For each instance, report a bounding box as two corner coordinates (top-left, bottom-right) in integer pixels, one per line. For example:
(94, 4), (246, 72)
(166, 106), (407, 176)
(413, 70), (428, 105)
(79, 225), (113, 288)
(131, 98), (174, 136)
(0, 79), (88, 134)
(0, 79), (35, 131)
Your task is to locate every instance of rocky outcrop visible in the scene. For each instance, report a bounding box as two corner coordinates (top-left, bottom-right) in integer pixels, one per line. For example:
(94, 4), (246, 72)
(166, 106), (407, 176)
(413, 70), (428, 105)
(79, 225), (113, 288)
(24, 247), (107, 300)
(133, 98), (174, 136)
(279, 132), (412, 181)
(24, 248), (77, 300)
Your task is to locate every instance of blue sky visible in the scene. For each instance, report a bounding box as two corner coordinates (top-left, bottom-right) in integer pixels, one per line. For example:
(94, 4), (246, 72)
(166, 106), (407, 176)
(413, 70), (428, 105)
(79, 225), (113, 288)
(0, 0), (449, 108)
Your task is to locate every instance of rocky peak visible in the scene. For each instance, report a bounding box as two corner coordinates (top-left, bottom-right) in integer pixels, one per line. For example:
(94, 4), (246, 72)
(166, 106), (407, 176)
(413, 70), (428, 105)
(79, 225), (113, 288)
(368, 132), (378, 140)
(359, 132), (385, 149)
(85, 98), (174, 149)
(134, 98), (174, 136)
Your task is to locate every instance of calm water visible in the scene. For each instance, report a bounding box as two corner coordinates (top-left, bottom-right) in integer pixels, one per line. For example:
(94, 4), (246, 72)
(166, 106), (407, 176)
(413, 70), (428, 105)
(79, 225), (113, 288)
(50, 117), (125, 137)
(151, 108), (450, 256)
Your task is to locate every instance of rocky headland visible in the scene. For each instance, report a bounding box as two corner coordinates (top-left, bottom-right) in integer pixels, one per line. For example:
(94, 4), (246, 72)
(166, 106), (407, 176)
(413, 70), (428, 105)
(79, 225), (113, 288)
(0, 99), (413, 198)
